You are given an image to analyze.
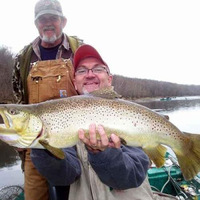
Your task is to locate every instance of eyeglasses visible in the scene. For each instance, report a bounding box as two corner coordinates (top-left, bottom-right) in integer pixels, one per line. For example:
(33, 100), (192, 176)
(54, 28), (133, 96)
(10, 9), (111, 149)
(75, 66), (109, 76)
(37, 16), (61, 24)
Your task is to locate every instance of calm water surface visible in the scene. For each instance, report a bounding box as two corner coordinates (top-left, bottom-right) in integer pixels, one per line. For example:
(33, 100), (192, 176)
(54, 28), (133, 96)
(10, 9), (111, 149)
(0, 96), (200, 188)
(138, 96), (200, 133)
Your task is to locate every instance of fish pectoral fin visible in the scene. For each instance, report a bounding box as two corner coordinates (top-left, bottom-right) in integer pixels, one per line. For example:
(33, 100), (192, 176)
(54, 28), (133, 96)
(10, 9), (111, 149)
(143, 144), (167, 168)
(39, 139), (65, 160)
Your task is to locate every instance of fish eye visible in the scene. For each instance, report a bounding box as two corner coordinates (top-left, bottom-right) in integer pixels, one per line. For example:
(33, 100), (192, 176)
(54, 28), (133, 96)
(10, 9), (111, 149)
(8, 109), (19, 115)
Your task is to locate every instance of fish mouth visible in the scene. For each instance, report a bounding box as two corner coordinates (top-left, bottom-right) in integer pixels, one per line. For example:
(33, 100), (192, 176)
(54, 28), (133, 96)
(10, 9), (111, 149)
(0, 124), (20, 146)
(0, 134), (20, 146)
(0, 110), (16, 135)
(0, 110), (11, 129)
(0, 134), (18, 141)
(0, 122), (44, 148)
(0, 108), (44, 148)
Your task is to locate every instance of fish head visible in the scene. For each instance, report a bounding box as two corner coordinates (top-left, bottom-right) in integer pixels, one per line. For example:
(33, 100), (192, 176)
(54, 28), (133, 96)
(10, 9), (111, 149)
(0, 104), (43, 148)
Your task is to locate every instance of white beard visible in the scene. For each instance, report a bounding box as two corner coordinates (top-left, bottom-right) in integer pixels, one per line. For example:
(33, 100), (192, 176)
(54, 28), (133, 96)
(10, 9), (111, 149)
(41, 33), (63, 44)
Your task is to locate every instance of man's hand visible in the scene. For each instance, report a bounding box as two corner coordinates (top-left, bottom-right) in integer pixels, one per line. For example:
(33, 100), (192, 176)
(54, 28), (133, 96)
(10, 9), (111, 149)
(78, 123), (121, 153)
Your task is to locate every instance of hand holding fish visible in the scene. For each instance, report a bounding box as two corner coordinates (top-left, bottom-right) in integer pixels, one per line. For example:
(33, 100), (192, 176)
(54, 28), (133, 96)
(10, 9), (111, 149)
(78, 124), (121, 153)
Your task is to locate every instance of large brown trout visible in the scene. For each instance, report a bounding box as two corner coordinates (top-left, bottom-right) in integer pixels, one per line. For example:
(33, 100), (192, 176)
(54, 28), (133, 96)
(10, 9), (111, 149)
(0, 88), (200, 181)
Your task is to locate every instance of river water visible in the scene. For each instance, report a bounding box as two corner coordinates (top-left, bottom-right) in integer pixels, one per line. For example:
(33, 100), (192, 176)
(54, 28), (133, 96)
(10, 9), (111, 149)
(0, 96), (200, 188)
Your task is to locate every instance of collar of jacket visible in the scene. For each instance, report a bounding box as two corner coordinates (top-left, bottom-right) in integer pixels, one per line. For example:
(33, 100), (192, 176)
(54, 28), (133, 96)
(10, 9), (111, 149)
(31, 33), (70, 60)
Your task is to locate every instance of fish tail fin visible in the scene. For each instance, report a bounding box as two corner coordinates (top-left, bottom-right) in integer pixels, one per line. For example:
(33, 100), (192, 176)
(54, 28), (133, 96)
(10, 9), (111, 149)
(176, 132), (200, 181)
(144, 144), (167, 168)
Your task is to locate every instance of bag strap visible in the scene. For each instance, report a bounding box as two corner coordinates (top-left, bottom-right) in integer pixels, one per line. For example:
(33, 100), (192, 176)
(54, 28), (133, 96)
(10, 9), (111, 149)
(19, 44), (33, 103)
(67, 35), (82, 53)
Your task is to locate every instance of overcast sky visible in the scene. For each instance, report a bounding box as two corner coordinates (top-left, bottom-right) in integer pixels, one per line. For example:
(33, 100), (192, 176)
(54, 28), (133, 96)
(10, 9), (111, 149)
(1, 0), (200, 85)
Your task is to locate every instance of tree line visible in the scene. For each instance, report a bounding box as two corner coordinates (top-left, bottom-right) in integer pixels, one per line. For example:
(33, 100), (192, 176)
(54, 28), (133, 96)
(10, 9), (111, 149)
(112, 75), (200, 99)
(0, 46), (14, 103)
(0, 45), (200, 103)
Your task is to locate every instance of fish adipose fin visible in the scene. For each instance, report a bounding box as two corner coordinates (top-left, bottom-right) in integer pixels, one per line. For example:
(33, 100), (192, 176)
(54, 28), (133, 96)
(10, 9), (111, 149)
(176, 132), (200, 181)
(89, 86), (122, 99)
(143, 144), (167, 168)
(39, 139), (65, 159)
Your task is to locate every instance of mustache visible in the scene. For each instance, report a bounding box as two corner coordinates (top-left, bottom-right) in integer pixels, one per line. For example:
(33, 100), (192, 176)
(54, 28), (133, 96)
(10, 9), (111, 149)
(43, 26), (55, 31)
(84, 77), (99, 82)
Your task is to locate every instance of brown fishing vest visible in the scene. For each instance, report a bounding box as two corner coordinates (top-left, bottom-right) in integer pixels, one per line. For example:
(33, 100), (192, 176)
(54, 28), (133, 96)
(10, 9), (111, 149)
(27, 59), (78, 104)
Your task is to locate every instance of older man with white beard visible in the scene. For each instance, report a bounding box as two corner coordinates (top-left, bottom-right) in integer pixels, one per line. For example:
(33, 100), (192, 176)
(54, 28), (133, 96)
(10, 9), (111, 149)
(12, 0), (83, 199)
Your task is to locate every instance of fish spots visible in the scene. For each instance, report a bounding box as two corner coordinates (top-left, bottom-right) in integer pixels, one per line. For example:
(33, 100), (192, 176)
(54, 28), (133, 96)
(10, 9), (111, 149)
(32, 95), (186, 150)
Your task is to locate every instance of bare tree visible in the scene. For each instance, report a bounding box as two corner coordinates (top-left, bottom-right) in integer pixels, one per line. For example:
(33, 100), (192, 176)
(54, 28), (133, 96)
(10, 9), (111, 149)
(0, 46), (14, 102)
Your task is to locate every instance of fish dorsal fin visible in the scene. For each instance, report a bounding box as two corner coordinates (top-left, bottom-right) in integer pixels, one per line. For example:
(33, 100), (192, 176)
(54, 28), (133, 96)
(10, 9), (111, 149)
(88, 86), (122, 99)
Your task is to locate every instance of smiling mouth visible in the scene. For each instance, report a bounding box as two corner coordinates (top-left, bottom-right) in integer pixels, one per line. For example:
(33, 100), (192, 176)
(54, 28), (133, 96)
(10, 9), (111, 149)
(43, 26), (55, 31)
(44, 29), (54, 32)
(83, 83), (99, 89)
(84, 81), (99, 85)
